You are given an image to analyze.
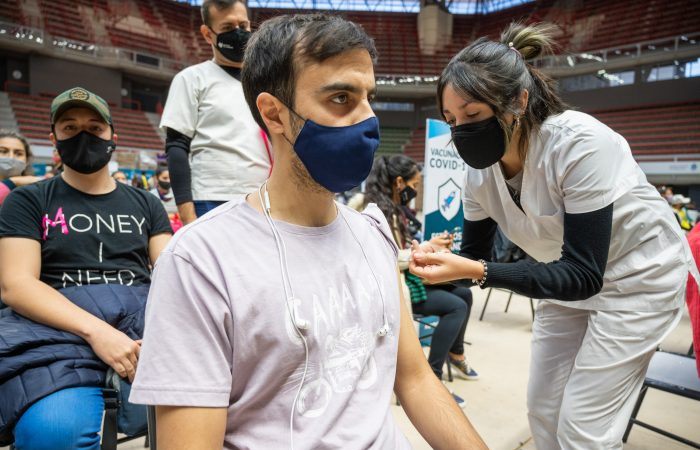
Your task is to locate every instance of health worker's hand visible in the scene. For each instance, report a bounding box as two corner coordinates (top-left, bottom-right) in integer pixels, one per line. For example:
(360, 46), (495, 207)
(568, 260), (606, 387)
(409, 240), (484, 285)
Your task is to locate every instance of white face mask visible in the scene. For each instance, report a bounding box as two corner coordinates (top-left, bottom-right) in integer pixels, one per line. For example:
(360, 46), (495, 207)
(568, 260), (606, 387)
(0, 158), (26, 178)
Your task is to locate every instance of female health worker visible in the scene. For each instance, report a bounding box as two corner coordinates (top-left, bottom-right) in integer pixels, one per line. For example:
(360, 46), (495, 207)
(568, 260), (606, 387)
(409, 22), (698, 450)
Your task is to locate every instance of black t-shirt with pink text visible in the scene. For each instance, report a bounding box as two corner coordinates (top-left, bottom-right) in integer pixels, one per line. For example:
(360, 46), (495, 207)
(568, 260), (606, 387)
(0, 176), (172, 289)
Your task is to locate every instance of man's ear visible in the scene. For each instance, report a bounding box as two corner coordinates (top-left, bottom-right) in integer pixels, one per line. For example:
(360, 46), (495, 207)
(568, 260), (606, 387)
(49, 132), (56, 146)
(257, 93), (287, 136)
(200, 24), (214, 47)
(112, 132), (119, 145)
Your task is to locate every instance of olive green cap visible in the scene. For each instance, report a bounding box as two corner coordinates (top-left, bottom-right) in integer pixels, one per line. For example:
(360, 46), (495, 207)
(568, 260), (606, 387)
(50, 87), (112, 125)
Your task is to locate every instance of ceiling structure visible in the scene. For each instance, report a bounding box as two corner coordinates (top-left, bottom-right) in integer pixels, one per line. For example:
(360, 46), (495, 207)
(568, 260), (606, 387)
(185, 0), (532, 14)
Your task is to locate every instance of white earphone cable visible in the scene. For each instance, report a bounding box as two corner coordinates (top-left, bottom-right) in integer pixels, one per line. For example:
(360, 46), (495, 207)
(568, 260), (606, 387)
(258, 183), (389, 450)
(258, 183), (309, 450)
(338, 208), (390, 336)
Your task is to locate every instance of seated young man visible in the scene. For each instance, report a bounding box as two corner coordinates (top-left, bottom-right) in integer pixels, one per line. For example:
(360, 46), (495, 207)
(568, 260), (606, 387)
(130, 14), (488, 449)
(0, 87), (172, 450)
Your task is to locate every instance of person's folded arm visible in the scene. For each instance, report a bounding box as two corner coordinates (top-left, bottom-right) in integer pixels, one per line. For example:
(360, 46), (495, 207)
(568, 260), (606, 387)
(0, 237), (142, 380)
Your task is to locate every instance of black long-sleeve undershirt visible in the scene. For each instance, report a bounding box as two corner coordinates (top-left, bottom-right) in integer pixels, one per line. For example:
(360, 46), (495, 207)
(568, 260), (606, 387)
(460, 203), (613, 301)
(165, 128), (193, 205)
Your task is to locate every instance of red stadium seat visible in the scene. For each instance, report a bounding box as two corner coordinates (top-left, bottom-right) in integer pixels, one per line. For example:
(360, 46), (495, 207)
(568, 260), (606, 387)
(7, 92), (165, 152)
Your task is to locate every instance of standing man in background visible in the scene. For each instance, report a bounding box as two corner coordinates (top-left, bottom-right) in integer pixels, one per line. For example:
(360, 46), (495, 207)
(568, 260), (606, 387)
(163, 0), (272, 224)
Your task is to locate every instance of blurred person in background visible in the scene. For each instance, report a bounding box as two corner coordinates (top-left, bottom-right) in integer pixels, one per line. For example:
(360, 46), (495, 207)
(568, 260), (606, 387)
(112, 170), (128, 184)
(150, 166), (177, 215)
(671, 194), (694, 232)
(0, 130), (43, 205)
(364, 154), (478, 391)
(163, 0), (271, 224)
(662, 185), (674, 204)
(51, 148), (63, 175)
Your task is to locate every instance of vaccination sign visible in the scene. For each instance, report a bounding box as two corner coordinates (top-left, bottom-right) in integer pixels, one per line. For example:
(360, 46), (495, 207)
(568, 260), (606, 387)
(422, 119), (467, 251)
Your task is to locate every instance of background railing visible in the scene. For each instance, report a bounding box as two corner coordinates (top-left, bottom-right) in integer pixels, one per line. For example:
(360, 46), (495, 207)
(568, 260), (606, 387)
(2, 20), (699, 85)
(0, 21), (185, 76)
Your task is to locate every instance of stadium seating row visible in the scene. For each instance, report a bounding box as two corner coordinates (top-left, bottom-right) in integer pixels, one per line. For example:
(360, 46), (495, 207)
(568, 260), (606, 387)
(2, 0), (698, 74)
(8, 92), (164, 150)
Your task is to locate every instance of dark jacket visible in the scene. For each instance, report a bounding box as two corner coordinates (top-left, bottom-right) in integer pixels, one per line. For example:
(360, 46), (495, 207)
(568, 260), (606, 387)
(0, 284), (148, 445)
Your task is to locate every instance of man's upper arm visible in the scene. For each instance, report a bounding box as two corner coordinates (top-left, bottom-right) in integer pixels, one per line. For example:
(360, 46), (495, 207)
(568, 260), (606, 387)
(130, 251), (233, 407)
(156, 406), (227, 450)
(394, 270), (433, 395)
(148, 234), (171, 265)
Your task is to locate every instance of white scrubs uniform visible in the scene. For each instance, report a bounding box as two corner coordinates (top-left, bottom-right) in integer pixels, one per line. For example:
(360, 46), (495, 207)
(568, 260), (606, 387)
(462, 110), (698, 449)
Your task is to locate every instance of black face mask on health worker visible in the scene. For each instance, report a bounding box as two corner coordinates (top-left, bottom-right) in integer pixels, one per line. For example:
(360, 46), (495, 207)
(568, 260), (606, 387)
(451, 116), (507, 170)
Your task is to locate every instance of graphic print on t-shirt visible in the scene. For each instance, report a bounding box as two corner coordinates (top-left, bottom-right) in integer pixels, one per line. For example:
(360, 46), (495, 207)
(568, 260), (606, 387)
(42, 206), (152, 288)
(0, 177), (172, 290)
(281, 275), (390, 418)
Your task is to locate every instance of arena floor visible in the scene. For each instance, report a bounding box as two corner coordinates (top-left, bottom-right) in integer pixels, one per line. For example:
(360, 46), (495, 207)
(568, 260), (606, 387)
(393, 288), (700, 450)
(116, 287), (698, 450)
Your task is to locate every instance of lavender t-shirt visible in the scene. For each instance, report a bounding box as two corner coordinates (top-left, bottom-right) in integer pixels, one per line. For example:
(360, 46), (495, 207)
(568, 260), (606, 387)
(130, 198), (411, 449)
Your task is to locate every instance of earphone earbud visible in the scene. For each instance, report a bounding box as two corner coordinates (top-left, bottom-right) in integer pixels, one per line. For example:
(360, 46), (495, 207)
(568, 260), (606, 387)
(295, 316), (310, 330)
(290, 297), (309, 331)
(377, 320), (389, 337)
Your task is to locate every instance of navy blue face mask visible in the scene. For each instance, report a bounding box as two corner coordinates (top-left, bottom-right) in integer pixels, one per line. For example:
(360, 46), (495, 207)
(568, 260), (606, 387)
(284, 108), (380, 193)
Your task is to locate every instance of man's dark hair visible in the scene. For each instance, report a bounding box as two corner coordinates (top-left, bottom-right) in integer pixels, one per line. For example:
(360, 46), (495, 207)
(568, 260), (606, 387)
(201, 0), (246, 27)
(242, 13), (377, 134)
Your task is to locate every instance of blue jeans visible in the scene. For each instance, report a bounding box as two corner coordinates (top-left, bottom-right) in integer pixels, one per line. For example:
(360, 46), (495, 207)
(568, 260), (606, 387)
(194, 200), (226, 217)
(14, 387), (104, 450)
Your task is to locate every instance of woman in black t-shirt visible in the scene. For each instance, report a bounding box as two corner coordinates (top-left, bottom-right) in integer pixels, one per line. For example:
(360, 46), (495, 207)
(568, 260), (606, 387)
(0, 88), (171, 450)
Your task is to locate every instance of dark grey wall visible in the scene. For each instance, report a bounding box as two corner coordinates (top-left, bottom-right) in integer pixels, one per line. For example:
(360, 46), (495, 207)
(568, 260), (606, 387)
(562, 77), (700, 111)
(0, 52), (30, 93)
(375, 110), (420, 128)
(28, 55), (122, 104)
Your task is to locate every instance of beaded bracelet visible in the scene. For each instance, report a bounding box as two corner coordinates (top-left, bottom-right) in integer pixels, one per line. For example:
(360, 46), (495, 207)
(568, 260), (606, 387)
(473, 259), (488, 288)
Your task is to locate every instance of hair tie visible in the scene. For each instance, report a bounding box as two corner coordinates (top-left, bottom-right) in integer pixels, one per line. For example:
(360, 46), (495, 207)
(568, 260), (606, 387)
(508, 41), (520, 56)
